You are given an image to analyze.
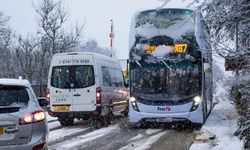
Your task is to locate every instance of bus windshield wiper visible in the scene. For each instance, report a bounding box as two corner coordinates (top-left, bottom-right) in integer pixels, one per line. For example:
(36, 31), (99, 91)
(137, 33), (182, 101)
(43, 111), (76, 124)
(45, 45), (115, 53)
(135, 60), (142, 68)
(161, 60), (175, 74)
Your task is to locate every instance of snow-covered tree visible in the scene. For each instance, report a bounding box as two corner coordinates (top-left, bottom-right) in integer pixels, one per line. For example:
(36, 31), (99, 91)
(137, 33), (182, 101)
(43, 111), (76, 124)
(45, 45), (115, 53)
(0, 12), (15, 78)
(201, 0), (250, 57)
(34, 0), (83, 56)
(200, 0), (250, 148)
(78, 39), (112, 57)
(0, 12), (9, 37)
(14, 35), (39, 83)
(31, 0), (84, 85)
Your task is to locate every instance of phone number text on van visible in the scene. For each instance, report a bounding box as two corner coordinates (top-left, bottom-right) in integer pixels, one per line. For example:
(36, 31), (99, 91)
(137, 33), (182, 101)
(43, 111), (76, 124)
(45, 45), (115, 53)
(61, 59), (90, 64)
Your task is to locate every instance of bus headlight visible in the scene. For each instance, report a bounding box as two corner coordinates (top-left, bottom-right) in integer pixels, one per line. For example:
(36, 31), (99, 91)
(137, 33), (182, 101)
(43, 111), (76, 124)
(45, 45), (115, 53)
(130, 96), (136, 102)
(193, 96), (201, 106)
(190, 96), (201, 111)
(130, 96), (139, 112)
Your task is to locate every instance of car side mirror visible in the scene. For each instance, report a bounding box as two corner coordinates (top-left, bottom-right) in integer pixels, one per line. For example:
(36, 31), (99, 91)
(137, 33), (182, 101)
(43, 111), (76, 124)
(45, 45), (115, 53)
(37, 97), (49, 107)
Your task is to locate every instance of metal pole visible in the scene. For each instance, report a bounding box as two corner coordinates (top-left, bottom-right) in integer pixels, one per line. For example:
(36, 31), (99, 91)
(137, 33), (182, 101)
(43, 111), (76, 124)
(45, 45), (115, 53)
(109, 19), (114, 57)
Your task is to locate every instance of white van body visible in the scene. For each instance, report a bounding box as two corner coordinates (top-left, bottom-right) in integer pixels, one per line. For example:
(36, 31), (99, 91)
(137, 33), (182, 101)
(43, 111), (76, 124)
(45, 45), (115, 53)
(47, 52), (128, 126)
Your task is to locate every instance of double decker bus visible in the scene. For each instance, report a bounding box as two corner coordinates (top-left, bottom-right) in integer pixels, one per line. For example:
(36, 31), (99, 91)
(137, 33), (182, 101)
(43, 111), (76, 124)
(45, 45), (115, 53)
(128, 8), (213, 127)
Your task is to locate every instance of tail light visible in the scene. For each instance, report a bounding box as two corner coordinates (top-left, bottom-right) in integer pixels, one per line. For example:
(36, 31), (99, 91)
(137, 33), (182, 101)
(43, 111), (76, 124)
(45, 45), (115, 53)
(32, 143), (45, 150)
(46, 88), (50, 105)
(48, 111), (54, 116)
(96, 87), (102, 105)
(19, 110), (46, 125)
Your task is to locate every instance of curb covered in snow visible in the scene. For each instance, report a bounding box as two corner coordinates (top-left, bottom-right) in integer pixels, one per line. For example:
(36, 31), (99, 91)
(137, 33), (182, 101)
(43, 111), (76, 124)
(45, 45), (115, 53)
(189, 86), (244, 150)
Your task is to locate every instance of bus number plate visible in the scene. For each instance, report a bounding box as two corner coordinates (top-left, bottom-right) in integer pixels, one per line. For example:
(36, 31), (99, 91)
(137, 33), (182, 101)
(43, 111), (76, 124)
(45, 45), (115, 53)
(156, 118), (172, 122)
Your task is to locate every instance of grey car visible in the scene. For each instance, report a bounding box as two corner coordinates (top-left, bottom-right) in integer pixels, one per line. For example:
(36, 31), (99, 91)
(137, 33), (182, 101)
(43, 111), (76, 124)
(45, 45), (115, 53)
(0, 78), (48, 150)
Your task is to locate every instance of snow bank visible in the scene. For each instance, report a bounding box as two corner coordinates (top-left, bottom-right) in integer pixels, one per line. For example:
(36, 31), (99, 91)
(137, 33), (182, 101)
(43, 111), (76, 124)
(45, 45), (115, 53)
(189, 84), (244, 150)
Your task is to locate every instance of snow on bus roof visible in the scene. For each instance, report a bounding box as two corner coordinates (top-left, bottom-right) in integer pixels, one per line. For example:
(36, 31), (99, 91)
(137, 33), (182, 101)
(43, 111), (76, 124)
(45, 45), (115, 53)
(129, 8), (196, 50)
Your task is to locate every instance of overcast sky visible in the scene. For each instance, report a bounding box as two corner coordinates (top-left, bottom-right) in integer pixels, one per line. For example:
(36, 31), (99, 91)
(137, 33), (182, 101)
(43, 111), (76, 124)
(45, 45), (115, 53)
(0, 0), (194, 59)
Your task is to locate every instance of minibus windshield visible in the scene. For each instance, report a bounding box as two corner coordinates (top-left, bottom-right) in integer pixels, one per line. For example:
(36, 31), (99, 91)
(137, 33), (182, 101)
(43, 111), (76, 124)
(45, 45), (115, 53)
(51, 65), (95, 89)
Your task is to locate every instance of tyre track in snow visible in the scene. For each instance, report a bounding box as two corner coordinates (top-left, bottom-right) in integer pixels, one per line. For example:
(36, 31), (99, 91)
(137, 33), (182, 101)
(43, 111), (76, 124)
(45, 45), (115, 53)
(149, 129), (197, 150)
(48, 115), (127, 149)
(49, 126), (92, 146)
(75, 120), (197, 150)
(47, 117), (94, 146)
(48, 117), (138, 150)
(51, 124), (122, 150)
(47, 117), (197, 150)
(76, 119), (159, 150)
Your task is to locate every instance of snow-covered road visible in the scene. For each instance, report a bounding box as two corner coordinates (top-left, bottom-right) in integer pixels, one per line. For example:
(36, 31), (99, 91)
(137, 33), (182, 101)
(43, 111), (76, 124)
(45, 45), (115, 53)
(46, 115), (197, 150)
(45, 83), (244, 150)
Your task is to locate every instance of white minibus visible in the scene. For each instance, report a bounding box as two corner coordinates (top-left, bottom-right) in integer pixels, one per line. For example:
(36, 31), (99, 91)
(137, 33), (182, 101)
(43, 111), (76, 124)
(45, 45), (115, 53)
(47, 52), (128, 126)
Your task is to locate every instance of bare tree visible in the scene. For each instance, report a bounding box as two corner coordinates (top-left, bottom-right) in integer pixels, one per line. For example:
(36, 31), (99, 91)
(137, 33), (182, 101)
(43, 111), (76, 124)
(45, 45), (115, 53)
(14, 35), (39, 83)
(0, 29), (14, 78)
(34, 0), (83, 56)
(31, 0), (84, 85)
(79, 39), (111, 56)
(0, 12), (14, 78)
(0, 12), (9, 37)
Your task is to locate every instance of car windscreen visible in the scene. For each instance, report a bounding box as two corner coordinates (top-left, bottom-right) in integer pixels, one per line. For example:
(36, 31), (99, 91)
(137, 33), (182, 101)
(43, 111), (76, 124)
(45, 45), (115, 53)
(51, 65), (95, 89)
(0, 85), (30, 107)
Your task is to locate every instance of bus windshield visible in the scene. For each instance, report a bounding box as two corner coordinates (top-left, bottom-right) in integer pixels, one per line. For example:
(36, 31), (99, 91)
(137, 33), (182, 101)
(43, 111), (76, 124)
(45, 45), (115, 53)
(129, 8), (202, 102)
(130, 60), (201, 101)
